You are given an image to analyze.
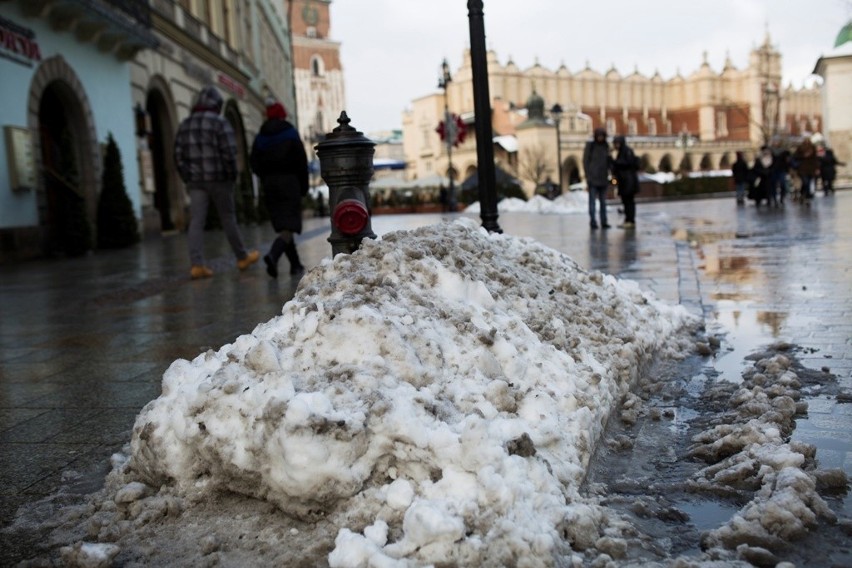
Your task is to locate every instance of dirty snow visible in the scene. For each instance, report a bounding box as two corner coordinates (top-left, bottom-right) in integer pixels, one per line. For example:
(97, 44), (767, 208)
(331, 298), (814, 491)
(126, 218), (694, 566)
(690, 353), (844, 556)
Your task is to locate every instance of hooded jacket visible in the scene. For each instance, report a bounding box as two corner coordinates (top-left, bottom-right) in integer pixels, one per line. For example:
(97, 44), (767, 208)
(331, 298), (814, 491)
(174, 86), (237, 184)
(583, 127), (610, 187)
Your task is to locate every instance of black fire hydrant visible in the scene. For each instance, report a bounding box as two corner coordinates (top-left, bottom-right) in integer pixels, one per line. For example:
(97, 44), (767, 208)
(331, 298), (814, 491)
(316, 111), (376, 257)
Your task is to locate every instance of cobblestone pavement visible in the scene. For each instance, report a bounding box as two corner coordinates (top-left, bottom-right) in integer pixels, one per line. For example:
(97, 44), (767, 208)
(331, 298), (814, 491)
(1, 191), (850, 562)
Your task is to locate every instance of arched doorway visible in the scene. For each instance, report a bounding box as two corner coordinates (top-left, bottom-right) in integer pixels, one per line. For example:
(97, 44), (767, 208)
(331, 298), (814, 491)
(659, 154), (673, 173)
(28, 56), (99, 257)
(146, 85), (183, 231)
(565, 155), (581, 185)
(222, 99), (256, 224)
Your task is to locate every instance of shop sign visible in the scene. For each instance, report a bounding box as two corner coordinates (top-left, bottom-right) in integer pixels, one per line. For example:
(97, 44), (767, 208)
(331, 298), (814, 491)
(0, 15), (42, 67)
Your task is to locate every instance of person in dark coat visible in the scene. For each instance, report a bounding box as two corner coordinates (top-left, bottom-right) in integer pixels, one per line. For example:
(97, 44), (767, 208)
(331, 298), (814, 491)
(770, 140), (791, 204)
(820, 148), (845, 195)
(793, 138), (820, 202)
(732, 151), (750, 205)
(250, 101), (309, 277)
(610, 135), (639, 228)
(750, 146), (773, 207)
(583, 127), (611, 229)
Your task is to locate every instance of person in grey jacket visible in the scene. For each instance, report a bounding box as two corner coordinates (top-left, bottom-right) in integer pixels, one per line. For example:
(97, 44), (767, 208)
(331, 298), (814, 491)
(583, 127), (611, 229)
(174, 86), (258, 279)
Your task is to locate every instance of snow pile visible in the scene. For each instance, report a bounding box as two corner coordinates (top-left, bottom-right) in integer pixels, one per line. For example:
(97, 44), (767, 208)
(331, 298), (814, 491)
(689, 354), (847, 557)
(465, 191), (589, 215)
(128, 218), (696, 566)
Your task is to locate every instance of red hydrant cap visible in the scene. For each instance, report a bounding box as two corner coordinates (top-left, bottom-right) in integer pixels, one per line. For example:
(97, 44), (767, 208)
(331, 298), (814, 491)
(333, 199), (369, 235)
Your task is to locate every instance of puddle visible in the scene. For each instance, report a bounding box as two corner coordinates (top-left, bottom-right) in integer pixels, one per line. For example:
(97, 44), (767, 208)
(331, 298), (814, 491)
(677, 500), (741, 532)
(667, 406), (698, 434)
(711, 301), (790, 382)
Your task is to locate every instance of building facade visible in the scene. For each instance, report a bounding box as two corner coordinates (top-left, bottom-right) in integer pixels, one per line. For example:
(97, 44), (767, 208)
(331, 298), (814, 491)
(814, 21), (852, 182)
(0, 0), (299, 261)
(403, 34), (822, 197)
(0, 0), (157, 262)
(132, 0), (297, 235)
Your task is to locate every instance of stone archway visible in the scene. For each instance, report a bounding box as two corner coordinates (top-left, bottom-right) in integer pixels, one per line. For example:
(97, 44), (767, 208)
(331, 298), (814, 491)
(28, 55), (100, 255)
(565, 155), (581, 185)
(146, 77), (184, 232)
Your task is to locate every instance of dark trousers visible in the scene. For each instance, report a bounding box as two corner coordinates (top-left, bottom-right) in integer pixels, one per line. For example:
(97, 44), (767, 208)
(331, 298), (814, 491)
(621, 194), (636, 223)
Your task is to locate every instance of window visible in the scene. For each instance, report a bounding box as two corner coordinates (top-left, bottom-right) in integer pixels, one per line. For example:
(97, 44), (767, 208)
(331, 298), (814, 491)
(606, 118), (616, 136)
(627, 118), (637, 136)
(306, 26), (317, 38)
(311, 55), (324, 77)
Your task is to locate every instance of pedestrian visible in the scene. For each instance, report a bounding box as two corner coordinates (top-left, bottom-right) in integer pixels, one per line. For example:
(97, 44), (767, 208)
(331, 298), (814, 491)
(820, 147), (845, 195)
(610, 135), (639, 228)
(792, 138), (820, 202)
(770, 140), (791, 204)
(583, 127), (611, 229)
(174, 86), (259, 279)
(753, 145), (778, 207)
(732, 151), (749, 205)
(249, 100), (308, 278)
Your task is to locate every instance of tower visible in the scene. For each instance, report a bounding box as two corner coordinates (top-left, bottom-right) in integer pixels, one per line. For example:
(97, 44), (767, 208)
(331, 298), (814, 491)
(290, 0), (346, 145)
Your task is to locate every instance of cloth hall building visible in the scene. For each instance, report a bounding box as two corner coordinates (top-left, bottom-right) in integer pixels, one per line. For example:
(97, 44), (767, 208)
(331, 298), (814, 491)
(403, 34), (822, 197)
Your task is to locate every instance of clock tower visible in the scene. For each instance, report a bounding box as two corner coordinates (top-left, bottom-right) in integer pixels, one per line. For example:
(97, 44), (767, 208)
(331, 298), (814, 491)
(290, 0), (346, 153)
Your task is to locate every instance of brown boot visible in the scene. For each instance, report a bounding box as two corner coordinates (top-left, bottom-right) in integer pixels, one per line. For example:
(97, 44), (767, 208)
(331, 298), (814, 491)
(237, 250), (260, 270)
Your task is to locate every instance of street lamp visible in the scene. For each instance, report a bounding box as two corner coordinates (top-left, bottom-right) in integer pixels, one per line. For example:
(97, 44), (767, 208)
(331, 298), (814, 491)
(467, 0), (501, 233)
(550, 103), (563, 194)
(438, 57), (456, 211)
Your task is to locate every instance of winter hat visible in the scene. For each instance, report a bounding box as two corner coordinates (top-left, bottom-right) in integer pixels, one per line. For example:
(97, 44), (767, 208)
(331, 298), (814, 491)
(193, 86), (224, 113)
(266, 102), (287, 120)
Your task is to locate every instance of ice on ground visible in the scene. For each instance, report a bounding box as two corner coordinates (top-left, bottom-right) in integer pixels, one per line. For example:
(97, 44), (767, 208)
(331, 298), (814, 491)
(128, 218), (697, 566)
(465, 191), (589, 215)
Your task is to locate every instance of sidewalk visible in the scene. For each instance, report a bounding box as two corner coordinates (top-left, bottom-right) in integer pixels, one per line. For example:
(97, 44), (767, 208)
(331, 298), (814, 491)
(2, 192), (850, 560)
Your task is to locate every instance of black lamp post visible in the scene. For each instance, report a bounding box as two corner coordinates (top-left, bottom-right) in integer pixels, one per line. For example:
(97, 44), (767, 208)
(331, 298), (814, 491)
(467, 0), (501, 233)
(550, 103), (563, 194)
(438, 58), (457, 212)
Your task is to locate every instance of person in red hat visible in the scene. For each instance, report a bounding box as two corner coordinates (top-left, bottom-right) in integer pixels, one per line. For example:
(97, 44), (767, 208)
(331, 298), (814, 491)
(250, 101), (309, 277)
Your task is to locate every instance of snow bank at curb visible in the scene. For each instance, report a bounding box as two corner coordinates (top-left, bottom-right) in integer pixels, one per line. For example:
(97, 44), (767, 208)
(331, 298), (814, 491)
(129, 218), (697, 566)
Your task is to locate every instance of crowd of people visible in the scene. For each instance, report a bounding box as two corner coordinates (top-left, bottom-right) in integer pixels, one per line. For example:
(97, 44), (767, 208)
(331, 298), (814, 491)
(732, 138), (845, 208)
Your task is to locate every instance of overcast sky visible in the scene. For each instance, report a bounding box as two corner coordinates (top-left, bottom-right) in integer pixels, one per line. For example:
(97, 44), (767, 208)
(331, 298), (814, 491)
(330, 0), (850, 135)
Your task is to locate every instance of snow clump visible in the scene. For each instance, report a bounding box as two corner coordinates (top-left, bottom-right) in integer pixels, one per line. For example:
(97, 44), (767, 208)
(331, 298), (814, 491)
(128, 218), (698, 566)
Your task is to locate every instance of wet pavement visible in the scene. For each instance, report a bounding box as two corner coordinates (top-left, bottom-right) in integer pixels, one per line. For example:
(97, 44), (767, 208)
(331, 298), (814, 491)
(1, 190), (850, 563)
